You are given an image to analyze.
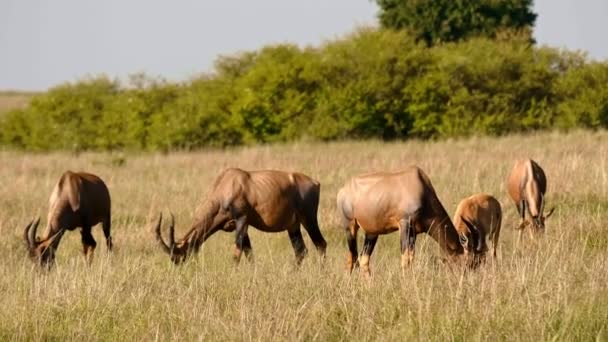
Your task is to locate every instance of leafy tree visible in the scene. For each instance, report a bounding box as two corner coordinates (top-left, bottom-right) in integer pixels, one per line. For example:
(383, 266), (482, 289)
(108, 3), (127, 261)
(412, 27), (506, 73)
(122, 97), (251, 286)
(375, 0), (537, 45)
(2, 28), (608, 151)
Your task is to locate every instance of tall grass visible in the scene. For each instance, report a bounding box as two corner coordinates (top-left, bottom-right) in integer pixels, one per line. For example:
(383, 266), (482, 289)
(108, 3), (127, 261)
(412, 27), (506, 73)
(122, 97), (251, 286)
(0, 130), (607, 340)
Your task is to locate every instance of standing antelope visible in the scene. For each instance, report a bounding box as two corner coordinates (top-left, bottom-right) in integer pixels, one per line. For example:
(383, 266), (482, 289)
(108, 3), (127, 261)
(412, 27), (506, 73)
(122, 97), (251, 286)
(507, 159), (555, 239)
(24, 171), (112, 268)
(336, 166), (482, 276)
(155, 168), (327, 265)
(453, 193), (502, 266)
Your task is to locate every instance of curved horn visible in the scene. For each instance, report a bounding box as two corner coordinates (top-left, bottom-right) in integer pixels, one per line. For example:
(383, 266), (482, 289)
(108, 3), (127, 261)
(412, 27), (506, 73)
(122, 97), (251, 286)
(169, 212), (176, 247)
(46, 228), (66, 250)
(460, 216), (475, 234)
(23, 218), (36, 249)
(545, 207), (556, 219)
(461, 216), (483, 252)
(26, 217), (41, 249)
(458, 233), (468, 247)
(154, 213), (171, 254)
(539, 192), (545, 216)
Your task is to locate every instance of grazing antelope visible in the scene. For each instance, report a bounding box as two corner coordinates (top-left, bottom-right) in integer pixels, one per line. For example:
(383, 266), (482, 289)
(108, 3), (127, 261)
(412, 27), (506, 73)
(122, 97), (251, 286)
(24, 171), (112, 268)
(507, 159), (555, 239)
(336, 166), (482, 276)
(155, 168), (327, 265)
(453, 193), (502, 266)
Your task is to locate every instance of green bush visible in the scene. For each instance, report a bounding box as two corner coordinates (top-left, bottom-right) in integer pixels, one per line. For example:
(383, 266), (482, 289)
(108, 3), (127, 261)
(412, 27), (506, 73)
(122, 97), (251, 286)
(1, 29), (607, 151)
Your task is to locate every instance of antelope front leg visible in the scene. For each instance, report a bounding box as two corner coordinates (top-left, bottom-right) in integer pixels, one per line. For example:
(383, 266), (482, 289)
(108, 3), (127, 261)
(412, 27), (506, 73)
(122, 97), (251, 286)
(360, 234), (378, 278)
(400, 218), (416, 270)
(233, 216), (248, 264)
(346, 221), (359, 273)
(517, 200), (527, 230)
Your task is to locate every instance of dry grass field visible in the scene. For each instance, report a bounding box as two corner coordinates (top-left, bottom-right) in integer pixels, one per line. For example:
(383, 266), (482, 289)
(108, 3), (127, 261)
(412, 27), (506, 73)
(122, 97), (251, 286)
(0, 130), (607, 340)
(0, 91), (33, 114)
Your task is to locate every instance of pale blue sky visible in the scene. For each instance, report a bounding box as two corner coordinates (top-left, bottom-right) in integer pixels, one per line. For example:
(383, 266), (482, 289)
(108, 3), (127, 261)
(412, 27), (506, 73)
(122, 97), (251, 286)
(1, 0), (606, 91)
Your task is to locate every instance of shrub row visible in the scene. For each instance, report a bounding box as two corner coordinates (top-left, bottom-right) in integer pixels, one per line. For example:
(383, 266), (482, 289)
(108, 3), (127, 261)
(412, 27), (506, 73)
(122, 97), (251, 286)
(1, 28), (607, 151)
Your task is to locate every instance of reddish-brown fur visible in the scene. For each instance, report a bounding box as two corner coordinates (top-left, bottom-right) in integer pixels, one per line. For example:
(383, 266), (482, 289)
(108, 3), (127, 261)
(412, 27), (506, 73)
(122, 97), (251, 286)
(507, 159), (554, 239)
(453, 193), (502, 266)
(24, 171), (112, 268)
(336, 166), (482, 276)
(155, 168), (327, 265)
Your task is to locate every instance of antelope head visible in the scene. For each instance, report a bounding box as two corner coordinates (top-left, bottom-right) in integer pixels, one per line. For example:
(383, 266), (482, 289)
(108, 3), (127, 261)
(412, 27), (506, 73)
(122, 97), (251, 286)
(531, 194), (556, 233)
(155, 213), (191, 265)
(23, 218), (66, 269)
(458, 216), (485, 269)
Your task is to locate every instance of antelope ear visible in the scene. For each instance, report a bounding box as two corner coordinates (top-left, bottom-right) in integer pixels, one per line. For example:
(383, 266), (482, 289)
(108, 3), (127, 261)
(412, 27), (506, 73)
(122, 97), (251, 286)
(545, 207), (556, 219)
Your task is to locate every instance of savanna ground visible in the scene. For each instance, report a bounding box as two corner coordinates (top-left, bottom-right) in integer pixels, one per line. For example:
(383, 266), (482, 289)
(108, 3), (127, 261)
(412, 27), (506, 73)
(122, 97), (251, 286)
(0, 130), (607, 340)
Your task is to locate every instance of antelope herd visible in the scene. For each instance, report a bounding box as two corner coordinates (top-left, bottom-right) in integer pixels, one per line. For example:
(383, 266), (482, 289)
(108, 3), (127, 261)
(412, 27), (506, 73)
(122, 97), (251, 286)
(22, 159), (555, 274)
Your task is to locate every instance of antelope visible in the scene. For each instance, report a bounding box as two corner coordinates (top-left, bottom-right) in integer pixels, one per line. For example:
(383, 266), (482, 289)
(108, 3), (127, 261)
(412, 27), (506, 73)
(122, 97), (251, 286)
(23, 171), (112, 268)
(507, 159), (555, 239)
(453, 193), (502, 266)
(336, 166), (482, 276)
(155, 168), (327, 265)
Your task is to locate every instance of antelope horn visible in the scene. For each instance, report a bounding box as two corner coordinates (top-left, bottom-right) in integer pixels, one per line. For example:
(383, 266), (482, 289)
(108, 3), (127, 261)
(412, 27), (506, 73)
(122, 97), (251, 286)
(154, 213), (171, 254)
(169, 212), (176, 247)
(24, 217), (41, 250)
(461, 216), (475, 234)
(539, 192), (545, 217)
(461, 216), (484, 252)
(23, 218), (35, 249)
(46, 228), (66, 250)
(545, 207), (556, 219)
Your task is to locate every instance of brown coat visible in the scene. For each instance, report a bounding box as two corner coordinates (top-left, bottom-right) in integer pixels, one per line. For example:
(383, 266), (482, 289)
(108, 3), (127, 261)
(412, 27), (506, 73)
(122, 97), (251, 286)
(507, 159), (554, 232)
(155, 168), (327, 265)
(453, 193), (502, 260)
(24, 171), (112, 268)
(337, 166), (481, 274)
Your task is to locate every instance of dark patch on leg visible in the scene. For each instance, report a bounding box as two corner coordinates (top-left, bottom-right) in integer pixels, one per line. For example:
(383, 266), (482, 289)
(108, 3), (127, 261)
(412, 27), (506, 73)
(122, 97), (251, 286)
(233, 216), (248, 264)
(517, 200), (529, 232)
(301, 216), (327, 257)
(346, 227), (358, 272)
(288, 227), (308, 265)
(242, 233), (254, 262)
(102, 216), (112, 252)
(362, 234), (378, 257)
(80, 227), (96, 265)
(400, 218), (416, 268)
(518, 200), (526, 219)
(360, 234), (378, 276)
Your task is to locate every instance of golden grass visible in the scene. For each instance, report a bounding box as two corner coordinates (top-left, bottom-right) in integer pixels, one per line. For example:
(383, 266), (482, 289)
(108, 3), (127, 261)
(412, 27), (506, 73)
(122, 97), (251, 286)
(1, 130), (607, 340)
(0, 91), (33, 114)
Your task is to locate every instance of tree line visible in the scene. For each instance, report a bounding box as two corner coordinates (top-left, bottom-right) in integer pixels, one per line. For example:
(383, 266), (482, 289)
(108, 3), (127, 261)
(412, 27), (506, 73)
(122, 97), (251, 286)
(1, 1), (607, 151)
